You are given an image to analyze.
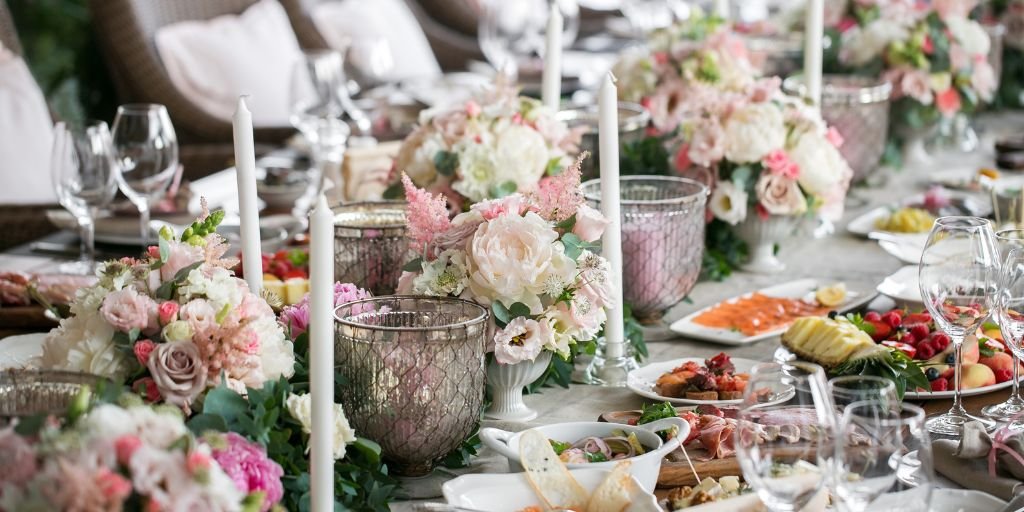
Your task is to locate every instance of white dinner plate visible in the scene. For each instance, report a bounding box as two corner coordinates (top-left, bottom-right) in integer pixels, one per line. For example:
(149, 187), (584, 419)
(876, 266), (922, 306)
(0, 333), (46, 369)
(668, 278), (877, 346)
(400, 72), (491, 108)
(442, 468), (660, 511)
(626, 357), (762, 406)
(846, 191), (991, 238)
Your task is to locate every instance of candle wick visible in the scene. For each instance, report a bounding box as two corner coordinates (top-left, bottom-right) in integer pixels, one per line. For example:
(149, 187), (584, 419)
(606, 71), (618, 84)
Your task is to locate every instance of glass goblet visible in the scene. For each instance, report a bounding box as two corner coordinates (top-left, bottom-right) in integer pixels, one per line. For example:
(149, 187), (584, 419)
(111, 104), (178, 247)
(828, 375), (899, 411)
(983, 228), (1024, 422)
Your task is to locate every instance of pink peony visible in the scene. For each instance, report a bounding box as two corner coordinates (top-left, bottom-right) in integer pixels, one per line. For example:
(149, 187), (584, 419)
(687, 117), (726, 167)
(210, 433), (284, 512)
(115, 434), (143, 466)
(493, 317), (548, 365)
(157, 301), (179, 325)
(134, 339), (156, 366)
(0, 425), (37, 487)
(402, 174), (451, 253)
(936, 87), (962, 116)
(572, 204), (609, 243)
(101, 287), (157, 332)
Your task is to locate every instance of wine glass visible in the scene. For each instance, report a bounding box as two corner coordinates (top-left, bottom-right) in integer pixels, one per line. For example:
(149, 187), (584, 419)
(51, 121), (119, 274)
(620, 0), (682, 35)
(994, 230), (1024, 427)
(828, 375), (899, 411)
(348, 35), (395, 89)
(478, 0), (579, 79)
(734, 361), (836, 512)
(918, 216), (1000, 436)
(111, 104), (178, 247)
(833, 401), (933, 512)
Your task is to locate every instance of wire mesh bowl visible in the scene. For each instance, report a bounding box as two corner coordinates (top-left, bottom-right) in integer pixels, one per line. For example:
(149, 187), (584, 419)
(333, 201), (414, 295)
(0, 370), (105, 424)
(582, 176), (708, 324)
(334, 296), (488, 477)
(784, 75), (892, 184)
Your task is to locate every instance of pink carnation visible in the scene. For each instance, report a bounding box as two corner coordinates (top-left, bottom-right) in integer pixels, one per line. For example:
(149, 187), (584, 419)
(402, 174), (451, 253)
(101, 287), (157, 332)
(210, 433), (284, 512)
(134, 339), (157, 366)
(936, 87), (962, 117)
(115, 434), (143, 466)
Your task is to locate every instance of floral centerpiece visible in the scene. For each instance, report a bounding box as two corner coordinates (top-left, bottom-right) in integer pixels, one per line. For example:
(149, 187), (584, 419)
(386, 76), (584, 210)
(830, 0), (997, 137)
(38, 209), (295, 413)
(396, 155), (613, 366)
(0, 396), (284, 511)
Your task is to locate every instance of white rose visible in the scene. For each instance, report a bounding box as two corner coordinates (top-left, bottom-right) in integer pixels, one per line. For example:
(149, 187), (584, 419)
(709, 180), (748, 225)
(840, 20), (911, 66)
(946, 17), (991, 56)
(285, 393), (357, 460)
(722, 102), (786, 164)
(789, 130), (852, 198)
(493, 123), (550, 194)
(466, 212), (577, 313)
(41, 314), (133, 381)
(413, 249), (470, 296)
(452, 141), (499, 202)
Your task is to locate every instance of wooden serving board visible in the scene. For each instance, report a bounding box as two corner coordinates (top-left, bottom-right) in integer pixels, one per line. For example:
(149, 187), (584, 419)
(599, 408), (742, 488)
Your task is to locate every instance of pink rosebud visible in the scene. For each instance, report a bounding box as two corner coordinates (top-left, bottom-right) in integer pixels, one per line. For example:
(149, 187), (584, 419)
(465, 100), (482, 117)
(96, 467), (133, 501)
(186, 450), (213, 476)
(511, 112), (524, 125)
(922, 35), (934, 54)
(133, 339), (157, 366)
(674, 143), (693, 172)
(146, 501), (163, 512)
(157, 301), (179, 325)
(572, 204), (610, 243)
(837, 17), (857, 33)
(825, 127), (845, 148)
(115, 435), (142, 465)
(653, 51), (669, 65)
(133, 377), (161, 402)
(936, 88), (962, 117)
(755, 203), (771, 221)
(147, 246), (160, 259)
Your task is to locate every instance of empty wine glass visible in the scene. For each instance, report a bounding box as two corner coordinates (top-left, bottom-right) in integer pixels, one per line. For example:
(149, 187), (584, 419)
(995, 233), (1024, 428)
(833, 401), (933, 512)
(348, 35), (395, 89)
(478, 0), (579, 79)
(982, 229), (1024, 423)
(828, 375), (899, 411)
(51, 121), (119, 274)
(620, 0), (682, 35)
(735, 361), (836, 512)
(111, 104), (178, 247)
(918, 216), (1000, 436)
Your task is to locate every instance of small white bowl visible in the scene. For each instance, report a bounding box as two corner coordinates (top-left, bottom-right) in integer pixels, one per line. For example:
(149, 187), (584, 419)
(479, 417), (688, 493)
(442, 468), (660, 511)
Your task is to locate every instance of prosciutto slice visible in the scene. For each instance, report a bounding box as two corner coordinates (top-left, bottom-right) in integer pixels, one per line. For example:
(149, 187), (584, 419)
(695, 415), (737, 460)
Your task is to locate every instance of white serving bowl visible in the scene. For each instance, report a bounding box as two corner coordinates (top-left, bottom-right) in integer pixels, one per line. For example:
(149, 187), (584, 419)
(442, 468), (660, 511)
(479, 417), (688, 493)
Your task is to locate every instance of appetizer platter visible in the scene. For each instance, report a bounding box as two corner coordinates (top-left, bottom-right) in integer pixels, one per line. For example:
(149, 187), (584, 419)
(669, 279), (875, 346)
(846, 187), (991, 237)
(626, 354), (755, 405)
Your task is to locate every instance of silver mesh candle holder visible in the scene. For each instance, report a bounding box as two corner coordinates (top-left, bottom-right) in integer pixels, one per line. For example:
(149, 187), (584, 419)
(332, 201), (413, 295)
(0, 370), (104, 424)
(581, 175), (708, 333)
(784, 75), (892, 184)
(334, 296), (488, 481)
(557, 103), (650, 179)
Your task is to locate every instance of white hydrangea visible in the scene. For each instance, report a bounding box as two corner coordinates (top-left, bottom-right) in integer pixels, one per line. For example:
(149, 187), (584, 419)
(840, 19), (911, 66)
(177, 267), (244, 312)
(285, 393), (357, 460)
(947, 17), (991, 56)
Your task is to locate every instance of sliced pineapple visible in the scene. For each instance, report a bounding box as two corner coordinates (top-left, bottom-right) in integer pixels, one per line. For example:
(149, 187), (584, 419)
(781, 316), (882, 369)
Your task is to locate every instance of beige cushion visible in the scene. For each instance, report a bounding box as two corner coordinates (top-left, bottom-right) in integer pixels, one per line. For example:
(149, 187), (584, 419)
(311, 0), (441, 82)
(0, 42), (56, 204)
(154, 0), (302, 126)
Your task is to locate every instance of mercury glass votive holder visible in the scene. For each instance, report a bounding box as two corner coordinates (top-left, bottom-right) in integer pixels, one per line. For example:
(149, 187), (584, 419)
(0, 370), (105, 424)
(333, 201), (413, 295)
(557, 103), (650, 180)
(334, 296), (488, 478)
(582, 176), (708, 326)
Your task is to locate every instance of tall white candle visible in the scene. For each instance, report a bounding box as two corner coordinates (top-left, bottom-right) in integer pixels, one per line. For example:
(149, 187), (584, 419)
(232, 97), (263, 294)
(598, 73), (625, 359)
(803, 0), (824, 109)
(309, 193), (335, 512)
(542, 3), (563, 112)
(714, 0), (729, 20)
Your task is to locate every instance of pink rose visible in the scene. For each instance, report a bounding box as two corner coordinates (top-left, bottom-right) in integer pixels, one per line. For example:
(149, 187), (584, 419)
(971, 60), (997, 101)
(96, 468), (132, 502)
(132, 377), (161, 402)
(101, 287), (156, 332)
(572, 204), (609, 243)
(146, 341), (208, 409)
(761, 149), (800, 179)
(157, 301), (179, 325)
(755, 173), (807, 216)
(936, 88), (962, 116)
(134, 339), (156, 366)
(186, 450), (213, 476)
(896, 69), (934, 105)
(687, 118), (726, 167)
(465, 100), (482, 117)
(115, 435), (142, 466)
(159, 241), (204, 282)
(493, 317), (548, 365)
(825, 127), (845, 148)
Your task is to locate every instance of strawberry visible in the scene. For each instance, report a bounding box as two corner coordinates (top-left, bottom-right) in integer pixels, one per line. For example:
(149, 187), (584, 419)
(882, 340), (916, 359)
(868, 320), (893, 341)
(886, 309), (905, 319)
(905, 312), (932, 325)
(864, 311), (882, 322)
(996, 369), (1014, 384)
(931, 378), (949, 392)
(915, 342), (935, 360)
(882, 311), (902, 329)
(282, 269), (308, 280)
(930, 333), (950, 351)
(909, 323), (931, 341)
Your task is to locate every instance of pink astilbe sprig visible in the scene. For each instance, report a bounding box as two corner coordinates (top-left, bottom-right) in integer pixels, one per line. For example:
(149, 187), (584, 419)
(530, 152), (589, 223)
(402, 173), (451, 255)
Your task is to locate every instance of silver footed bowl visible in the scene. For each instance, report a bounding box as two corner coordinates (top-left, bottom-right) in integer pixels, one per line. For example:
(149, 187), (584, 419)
(0, 369), (106, 424)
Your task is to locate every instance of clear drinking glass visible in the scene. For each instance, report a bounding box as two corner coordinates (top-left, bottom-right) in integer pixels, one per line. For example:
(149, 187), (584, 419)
(51, 121), (119, 274)
(833, 401), (933, 512)
(620, 0), (681, 35)
(828, 375), (899, 411)
(735, 361), (836, 512)
(995, 232), (1024, 428)
(478, 0), (579, 78)
(111, 104), (178, 246)
(918, 216), (1000, 436)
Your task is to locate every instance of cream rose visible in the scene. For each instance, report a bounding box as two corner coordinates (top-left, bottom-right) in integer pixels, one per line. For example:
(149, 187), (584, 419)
(146, 341), (207, 408)
(466, 211), (577, 313)
(789, 130), (852, 198)
(755, 173), (807, 216)
(722, 102), (786, 164)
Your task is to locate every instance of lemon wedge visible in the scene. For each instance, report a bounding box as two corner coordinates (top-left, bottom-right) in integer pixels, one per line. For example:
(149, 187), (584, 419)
(815, 283), (847, 307)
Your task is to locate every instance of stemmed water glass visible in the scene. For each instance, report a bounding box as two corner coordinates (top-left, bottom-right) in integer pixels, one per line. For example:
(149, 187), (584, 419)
(833, 401), (933, 512)
(51, 121), (119, 274)
(982, 229), (1024, 423)
(111, 104), (178, 246)
(734, 361), (836, 512)
(918, 216), (1000, 435)
(478, 0), (579, 79)
(828, 375), (899, 411)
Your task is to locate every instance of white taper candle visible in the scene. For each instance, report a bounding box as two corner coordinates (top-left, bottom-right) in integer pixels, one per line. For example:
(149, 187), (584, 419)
(598, 72), (625, 359)
(714, 0), (729, 20)
(542, 3), (563, 112)
(232, 96), (263, 294)
(803, 0), (824, 109)
(309, 193), (335, 512)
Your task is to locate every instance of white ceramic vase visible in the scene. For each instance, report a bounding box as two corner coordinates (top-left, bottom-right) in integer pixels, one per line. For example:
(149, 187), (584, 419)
(484, 351), (552, 422)
(732, 214), (798, 274)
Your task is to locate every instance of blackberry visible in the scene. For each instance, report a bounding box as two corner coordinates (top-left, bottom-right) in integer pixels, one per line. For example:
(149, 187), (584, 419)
(925, 367), (939, 381)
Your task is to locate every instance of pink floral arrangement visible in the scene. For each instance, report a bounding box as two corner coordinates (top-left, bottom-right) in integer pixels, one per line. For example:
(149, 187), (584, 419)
(396, 155), (615, 365)
(279, 282), (373, 338)
(832, 0), (997, 123)
(38, 209), (295, 412)
(0, 402), (283, 511)
(388, 75), (584, 210)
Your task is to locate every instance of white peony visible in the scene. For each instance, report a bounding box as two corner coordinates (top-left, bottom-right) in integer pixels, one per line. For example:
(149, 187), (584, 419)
(452, 141), (500, 202)
(946, 17), (991, 56)
(465, 211), (577, 313)
(40, 313), (133, 381)
(413, 249), (470, 296)
(709, 181), (749, 225)
(492, 121), (550, 194)
(788, 129), (851, 198)
(285, 393), (357, 460)
(722, 102), (786, 164)
(840, 19), (911, 66)
(251, 315), (295, 383)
